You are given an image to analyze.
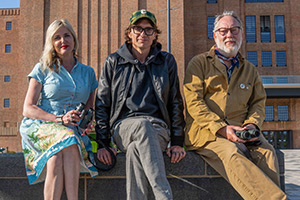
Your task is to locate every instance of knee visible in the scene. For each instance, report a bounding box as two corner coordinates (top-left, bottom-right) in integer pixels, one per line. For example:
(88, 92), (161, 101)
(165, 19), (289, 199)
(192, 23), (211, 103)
(131, 119), (155, 138)
(63, 144), (80, 157)
(126, 142), (137, 155)
(133, 118), (152, 130)
(47, 152), (63, 170)
(227, 149), (248, 166)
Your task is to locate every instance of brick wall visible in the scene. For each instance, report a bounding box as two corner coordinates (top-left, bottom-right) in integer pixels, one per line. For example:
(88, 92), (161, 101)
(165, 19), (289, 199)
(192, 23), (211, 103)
(0, 0), (300, 151)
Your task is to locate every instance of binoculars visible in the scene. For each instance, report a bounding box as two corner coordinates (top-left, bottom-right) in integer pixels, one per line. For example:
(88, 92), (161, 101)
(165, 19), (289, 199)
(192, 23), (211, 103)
(235, 129), (260, 140)
(75, 103), (94, 129)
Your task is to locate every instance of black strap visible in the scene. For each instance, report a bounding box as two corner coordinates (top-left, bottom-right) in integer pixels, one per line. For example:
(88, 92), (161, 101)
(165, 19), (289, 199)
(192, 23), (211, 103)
(88, 135), (117, 171)
(235, 143), (253, 162)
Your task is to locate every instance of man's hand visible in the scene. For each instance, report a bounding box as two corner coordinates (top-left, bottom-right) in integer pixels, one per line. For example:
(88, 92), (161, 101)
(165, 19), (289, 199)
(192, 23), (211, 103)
(217, 125), (246, 143)
(166, 145), (186, 163)
(97, 148), (117, 165)
(80, 123), (94, 136)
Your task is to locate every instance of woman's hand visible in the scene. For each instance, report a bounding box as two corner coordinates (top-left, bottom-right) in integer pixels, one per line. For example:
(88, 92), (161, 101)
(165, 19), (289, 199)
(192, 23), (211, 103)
(62, 110), (81, 126)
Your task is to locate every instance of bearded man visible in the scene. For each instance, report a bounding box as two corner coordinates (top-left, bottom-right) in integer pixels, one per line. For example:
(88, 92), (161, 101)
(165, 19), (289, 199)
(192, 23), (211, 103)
(183, 11), (286, 200)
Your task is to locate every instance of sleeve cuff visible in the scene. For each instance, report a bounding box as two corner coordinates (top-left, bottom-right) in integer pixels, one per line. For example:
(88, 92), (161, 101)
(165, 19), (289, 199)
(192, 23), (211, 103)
(171, 136), (184, 147)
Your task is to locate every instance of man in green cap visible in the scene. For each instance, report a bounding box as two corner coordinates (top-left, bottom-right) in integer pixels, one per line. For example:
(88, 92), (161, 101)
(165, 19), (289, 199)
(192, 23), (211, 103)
(95, 9), (186, 200)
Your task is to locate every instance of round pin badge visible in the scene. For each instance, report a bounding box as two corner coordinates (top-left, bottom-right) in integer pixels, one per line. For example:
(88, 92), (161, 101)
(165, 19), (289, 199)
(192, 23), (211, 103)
(240, 83), (245, 89)
(141, 9), (146, 14)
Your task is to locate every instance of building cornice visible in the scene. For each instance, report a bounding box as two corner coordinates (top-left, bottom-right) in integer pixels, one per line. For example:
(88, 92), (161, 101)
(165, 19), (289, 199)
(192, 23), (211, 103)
(0, 9), (20, 16)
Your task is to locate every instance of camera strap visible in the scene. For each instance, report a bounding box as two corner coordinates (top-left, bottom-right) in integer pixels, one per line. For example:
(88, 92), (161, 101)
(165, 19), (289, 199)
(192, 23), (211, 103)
(76, 126), (117, 171)
(235, 143), (253, 162)
(87, 135), (117, 171)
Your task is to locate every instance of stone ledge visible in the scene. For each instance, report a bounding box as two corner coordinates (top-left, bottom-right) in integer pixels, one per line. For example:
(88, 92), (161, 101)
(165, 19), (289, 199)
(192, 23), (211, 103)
(0, 150), (284, 200)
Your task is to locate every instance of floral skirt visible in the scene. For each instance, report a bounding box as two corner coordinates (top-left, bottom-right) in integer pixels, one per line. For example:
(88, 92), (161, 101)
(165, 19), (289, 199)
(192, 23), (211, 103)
(19, 118), (98, 185)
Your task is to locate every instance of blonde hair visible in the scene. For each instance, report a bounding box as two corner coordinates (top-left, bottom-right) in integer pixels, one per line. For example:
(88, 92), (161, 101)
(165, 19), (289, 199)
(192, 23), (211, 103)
(40, 19), (79, 72)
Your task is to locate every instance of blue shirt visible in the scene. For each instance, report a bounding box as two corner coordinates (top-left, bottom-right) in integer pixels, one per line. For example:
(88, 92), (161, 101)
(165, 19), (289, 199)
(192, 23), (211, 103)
(28, 61), (98, 115)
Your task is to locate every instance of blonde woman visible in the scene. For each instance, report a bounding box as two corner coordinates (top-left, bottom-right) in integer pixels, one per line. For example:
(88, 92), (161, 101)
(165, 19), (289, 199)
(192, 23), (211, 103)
(19, 19), (98, 200)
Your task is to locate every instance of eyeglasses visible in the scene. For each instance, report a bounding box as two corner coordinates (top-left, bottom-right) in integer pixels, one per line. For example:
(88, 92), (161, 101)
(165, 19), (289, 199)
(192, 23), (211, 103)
(215, 26), (241, 36)
(131, 26), (156, 36)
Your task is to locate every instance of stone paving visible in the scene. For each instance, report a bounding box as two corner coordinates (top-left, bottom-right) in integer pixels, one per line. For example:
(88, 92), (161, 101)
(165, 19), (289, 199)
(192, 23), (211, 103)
(281, 150), (300, 200)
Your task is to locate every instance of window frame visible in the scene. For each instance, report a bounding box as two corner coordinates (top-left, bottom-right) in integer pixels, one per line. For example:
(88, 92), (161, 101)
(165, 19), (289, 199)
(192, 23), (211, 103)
(276, 51), (287, 67)
(6, 21), (12, 30)
(245, 0), (284, 2)
(262, 77), (273, 84)
(207, 16), (216, 39)
(245, 16), (256, 43)
(278, 105), (289, 121)
(265, 105), (274, 121)
(277, 77), (288, 84)
(4, 98), (10, 108)
(275, 16), (285, 42)
(261, 51), (272, 67)
(5, 44), (11, 53)
(247, 51), (258, 66)
(4, 75), (10, 82)
(260, 16), (271, 43)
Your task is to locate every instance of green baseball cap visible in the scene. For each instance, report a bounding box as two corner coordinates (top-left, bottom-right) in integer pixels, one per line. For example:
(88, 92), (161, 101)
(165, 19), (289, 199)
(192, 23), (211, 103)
(129, 9), (157, 25)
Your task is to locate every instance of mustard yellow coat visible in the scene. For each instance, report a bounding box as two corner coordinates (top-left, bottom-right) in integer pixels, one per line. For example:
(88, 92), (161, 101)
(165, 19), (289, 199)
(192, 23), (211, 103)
(184, 46), (266, 150)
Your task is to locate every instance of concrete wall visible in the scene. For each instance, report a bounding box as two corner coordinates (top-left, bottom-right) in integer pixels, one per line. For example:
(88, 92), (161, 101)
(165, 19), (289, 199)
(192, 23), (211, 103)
(0, 151), (284, 200)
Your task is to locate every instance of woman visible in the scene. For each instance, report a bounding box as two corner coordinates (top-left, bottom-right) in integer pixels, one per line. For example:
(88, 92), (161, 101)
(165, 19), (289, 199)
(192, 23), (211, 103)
(19, 19), (98, 200)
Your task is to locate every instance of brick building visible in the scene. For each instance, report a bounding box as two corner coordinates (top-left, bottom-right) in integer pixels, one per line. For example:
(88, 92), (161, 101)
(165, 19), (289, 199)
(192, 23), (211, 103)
(0, 0), (299, 152)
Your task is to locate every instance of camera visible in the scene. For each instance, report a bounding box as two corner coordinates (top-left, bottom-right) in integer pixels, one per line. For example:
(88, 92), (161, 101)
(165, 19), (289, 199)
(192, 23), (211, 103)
(75, 102), (94, 129)
(235, 129), (260, 140)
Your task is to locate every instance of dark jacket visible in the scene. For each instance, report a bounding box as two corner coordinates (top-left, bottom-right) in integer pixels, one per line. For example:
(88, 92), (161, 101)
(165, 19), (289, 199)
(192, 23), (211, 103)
(95, 42), (185, 147)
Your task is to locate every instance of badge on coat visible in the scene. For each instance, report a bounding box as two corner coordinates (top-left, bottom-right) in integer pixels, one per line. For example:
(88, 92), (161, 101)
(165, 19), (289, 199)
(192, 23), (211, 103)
(240, 83), (249, 90)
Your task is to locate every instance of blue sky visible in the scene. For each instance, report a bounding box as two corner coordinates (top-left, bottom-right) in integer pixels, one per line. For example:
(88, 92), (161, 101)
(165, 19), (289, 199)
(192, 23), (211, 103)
(0, 0), (20, 9)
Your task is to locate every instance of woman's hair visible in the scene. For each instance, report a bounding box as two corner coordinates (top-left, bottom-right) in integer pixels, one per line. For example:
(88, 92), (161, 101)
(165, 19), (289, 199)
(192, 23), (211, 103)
(40, 19), (79, 72)
(124, 18), (162, 48)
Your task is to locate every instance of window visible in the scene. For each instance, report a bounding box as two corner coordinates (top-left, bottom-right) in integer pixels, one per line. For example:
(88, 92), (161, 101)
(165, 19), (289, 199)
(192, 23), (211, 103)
(5, 44), (11, 53)
(265, 105), (274, 121)
(275, 16), (285, 42)
(276, 51), (286, 66)
(278, 105), (288, 121)
(247, 51), (258, 66)
(260, 16), (271, 42)
(245, 0), (283, 2)
(262, 77), (273, 84)
(4, 75), (10, 82)
(246, 16), (256, 42)
(4, 122), (10, 128)
(4, 99), (10, 108)
(277, 77), (288, 83)
(262, 51), (272, 67)
(6, 22), (12, 30)
(262, 130), (292, 149)
(208, 16), (216, 39)
(207, 0), (217, 2)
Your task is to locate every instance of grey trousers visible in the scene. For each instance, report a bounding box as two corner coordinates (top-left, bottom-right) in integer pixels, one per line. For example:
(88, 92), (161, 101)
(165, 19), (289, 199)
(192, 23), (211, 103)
(112, 116), (173, 200)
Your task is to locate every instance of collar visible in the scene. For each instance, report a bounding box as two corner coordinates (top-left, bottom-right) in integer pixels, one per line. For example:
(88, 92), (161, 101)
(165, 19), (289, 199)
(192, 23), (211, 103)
(215, 48), (239, 69)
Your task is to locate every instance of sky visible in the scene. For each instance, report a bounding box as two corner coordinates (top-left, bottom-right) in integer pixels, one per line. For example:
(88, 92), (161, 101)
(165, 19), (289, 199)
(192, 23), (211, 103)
(0, 0), (20, 9)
